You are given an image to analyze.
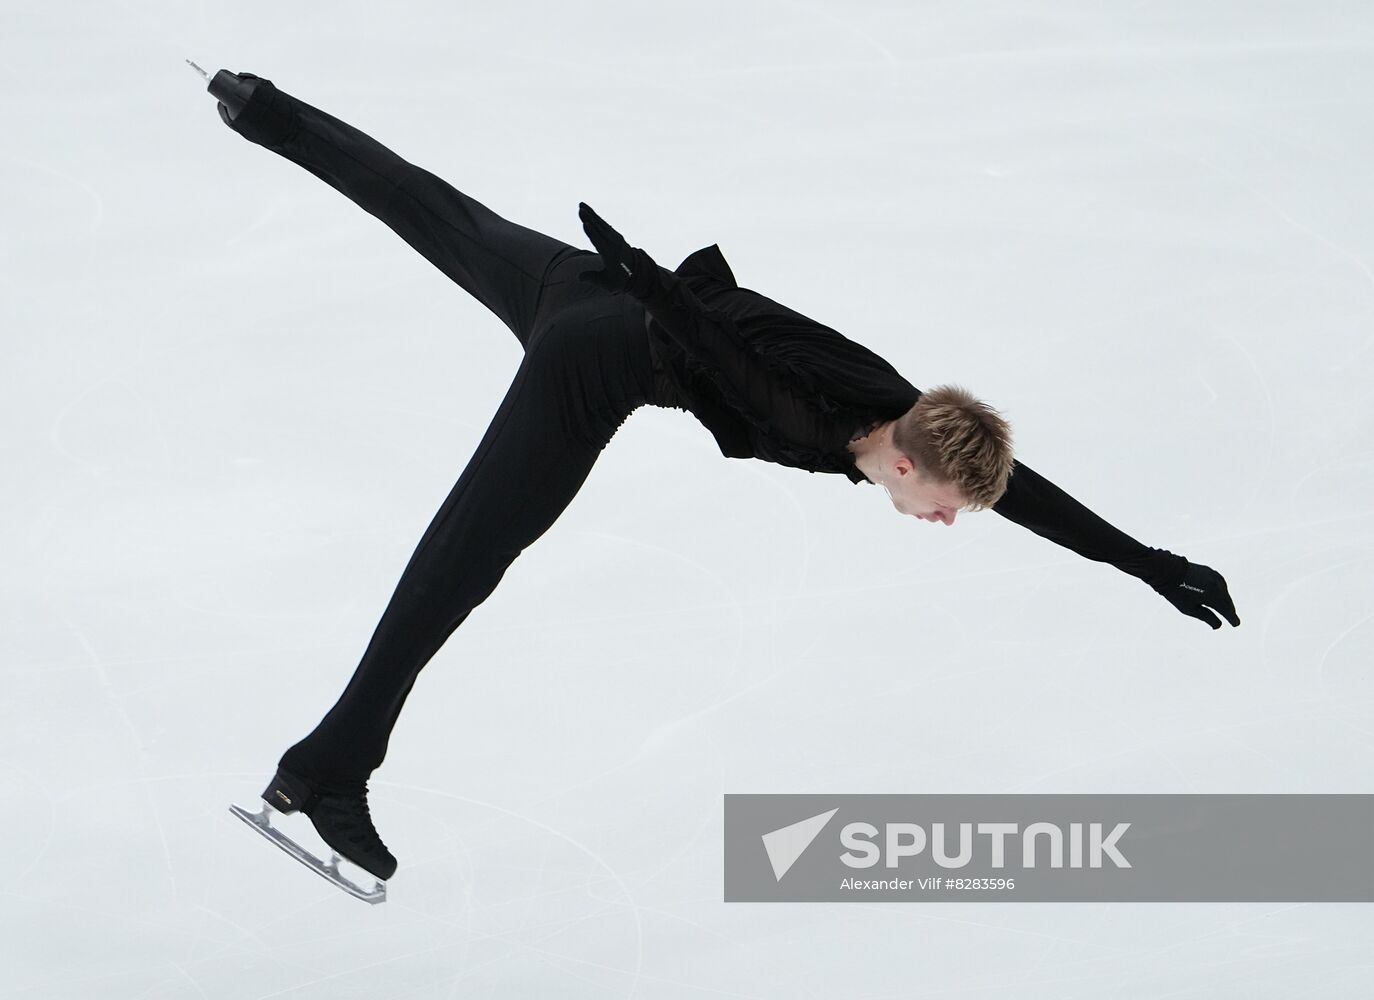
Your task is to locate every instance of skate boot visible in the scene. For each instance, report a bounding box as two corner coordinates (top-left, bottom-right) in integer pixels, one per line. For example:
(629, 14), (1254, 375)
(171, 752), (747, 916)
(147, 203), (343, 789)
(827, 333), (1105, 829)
(263, 767), (399, 880)
(230, 767), (398, 904)
(204, 70), (296, 146)
(207, 69), (263, 122)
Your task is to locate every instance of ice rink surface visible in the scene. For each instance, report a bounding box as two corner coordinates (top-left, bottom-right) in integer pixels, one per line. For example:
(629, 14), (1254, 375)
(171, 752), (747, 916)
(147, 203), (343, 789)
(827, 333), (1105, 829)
(3, 0), (1373, 996)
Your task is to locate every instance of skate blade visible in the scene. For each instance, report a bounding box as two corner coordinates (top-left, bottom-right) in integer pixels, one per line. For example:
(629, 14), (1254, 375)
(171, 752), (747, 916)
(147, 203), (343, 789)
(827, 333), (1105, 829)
(229, 801), (387, 905)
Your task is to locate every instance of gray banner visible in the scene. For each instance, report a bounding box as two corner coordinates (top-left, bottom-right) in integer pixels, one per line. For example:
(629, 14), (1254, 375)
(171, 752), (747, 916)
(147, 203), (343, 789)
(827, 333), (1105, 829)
(724, 794), (1374, 902)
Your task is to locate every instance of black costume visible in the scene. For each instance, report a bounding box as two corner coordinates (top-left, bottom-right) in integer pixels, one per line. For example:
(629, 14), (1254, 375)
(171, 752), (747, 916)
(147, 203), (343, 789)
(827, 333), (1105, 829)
(219, 76), (1215, 792)
(639, 248), (1191, 589)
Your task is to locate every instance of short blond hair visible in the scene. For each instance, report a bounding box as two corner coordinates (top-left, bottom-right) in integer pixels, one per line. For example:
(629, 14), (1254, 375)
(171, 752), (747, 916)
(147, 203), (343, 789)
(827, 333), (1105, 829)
(890, 385), (1014, 511)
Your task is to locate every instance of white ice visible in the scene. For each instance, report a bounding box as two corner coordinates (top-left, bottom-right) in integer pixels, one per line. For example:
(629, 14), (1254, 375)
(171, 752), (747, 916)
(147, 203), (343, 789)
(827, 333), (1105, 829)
(3, 1), (1373, 997)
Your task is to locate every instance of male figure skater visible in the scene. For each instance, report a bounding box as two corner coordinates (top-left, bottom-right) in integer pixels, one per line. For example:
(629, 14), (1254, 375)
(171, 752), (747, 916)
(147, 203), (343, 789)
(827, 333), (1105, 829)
(206, 70), (1239, 899)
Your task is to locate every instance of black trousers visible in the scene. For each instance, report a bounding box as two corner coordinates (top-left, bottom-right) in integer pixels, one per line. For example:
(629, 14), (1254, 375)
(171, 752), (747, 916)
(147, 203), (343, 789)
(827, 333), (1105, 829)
(224, 78), (668, 784)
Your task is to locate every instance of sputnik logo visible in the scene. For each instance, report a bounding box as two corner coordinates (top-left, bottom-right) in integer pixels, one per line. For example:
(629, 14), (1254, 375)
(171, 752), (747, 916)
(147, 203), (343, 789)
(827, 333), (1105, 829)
(761, 808), (839, 881)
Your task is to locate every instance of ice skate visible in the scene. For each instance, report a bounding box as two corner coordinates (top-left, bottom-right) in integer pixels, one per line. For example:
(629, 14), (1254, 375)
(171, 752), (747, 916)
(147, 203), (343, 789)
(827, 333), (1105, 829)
(230, 768), (397, 905)
(207, 68), (263, 122)
(184, 61), (266, 125)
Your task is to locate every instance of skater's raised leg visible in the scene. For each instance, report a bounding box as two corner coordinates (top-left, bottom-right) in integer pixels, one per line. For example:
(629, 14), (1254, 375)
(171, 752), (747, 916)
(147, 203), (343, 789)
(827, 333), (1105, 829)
(214, 71), (571, 348)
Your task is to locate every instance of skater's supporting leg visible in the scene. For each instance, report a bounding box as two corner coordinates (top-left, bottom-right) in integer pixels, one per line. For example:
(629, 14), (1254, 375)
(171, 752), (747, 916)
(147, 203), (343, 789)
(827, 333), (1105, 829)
(279, 285), (657, 783)
(221, 74), (571, 348)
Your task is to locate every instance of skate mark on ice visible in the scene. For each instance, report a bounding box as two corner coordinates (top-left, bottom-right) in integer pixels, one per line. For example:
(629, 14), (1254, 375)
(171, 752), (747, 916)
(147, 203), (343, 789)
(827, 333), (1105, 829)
(56, 607), (182, 897)
(0, 759), (57, 888)
(1315, 605), (1374, 695)
(381, 781), (647, 997)
(1149, 135), (1374, 368)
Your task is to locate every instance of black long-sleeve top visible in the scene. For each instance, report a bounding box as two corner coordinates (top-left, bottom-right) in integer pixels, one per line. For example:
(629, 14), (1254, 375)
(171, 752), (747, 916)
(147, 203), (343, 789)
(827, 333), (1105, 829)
(642, 244), (1188, 590)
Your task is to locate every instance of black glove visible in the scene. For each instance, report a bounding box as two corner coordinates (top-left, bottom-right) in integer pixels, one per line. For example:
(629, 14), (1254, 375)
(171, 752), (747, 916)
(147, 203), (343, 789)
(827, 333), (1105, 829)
(577, 202), (664, 299)
(1151, 561), (1240, 630)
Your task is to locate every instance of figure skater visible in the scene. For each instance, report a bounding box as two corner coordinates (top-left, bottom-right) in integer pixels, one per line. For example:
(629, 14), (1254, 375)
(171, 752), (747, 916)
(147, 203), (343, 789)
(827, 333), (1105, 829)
(204, 69), (1239, 898)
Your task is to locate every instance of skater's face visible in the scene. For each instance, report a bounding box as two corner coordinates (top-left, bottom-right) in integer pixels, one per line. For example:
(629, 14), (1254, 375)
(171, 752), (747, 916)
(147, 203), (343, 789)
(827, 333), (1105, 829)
(878, 459), (966, 526)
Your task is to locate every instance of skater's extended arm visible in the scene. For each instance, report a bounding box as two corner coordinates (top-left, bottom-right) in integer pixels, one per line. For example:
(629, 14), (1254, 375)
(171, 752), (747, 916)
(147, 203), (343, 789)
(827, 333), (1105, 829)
(993, 459), (1181, 581)
(577, 205), (1238, 628)
(994, 459), (1240, 628)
